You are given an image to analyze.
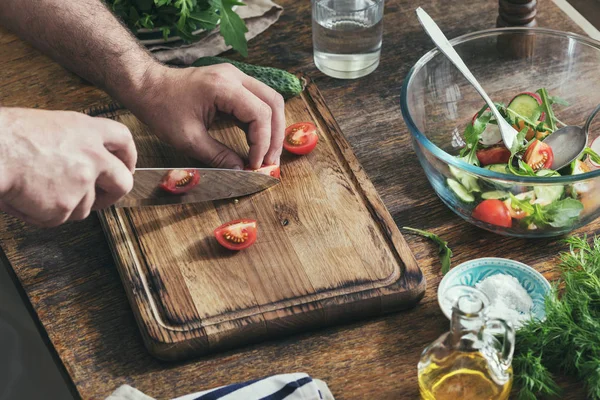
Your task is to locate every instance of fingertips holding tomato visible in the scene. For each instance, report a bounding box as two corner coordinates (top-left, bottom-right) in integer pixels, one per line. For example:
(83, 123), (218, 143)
(159, 169), (201, 194)
(214, 219), (258, 251)
(283, 122), (318, 155)
(244, 164), (281, 179)
(472, 199), (512, 228)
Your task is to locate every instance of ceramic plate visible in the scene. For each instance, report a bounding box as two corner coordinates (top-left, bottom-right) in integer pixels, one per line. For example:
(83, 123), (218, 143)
(438, 257), (552, 322)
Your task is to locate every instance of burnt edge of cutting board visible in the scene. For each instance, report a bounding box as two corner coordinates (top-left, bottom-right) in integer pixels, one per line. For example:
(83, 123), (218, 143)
(88, 74), (426, 361)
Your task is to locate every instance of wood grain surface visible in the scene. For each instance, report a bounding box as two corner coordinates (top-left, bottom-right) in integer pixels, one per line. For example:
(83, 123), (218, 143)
(0, 0), (594, 398)
(94, 79), (424, 360)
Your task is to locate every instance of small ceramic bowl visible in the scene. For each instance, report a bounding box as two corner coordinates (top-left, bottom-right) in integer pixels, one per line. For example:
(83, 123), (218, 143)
(438, 257), (552, 322)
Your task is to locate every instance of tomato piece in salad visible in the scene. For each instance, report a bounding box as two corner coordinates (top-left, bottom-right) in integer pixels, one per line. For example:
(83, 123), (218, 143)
(523, 140), (554, 171)
(244, 164), (281, 179)
(283, 122), (318, 155)
(214, 219), (257, 251)
(159, 169), (201, 194)
(472, 199), (512, 228)
(476, 146), (511, 166)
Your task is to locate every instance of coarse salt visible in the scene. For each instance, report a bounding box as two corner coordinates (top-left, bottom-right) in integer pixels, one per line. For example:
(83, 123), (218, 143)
(475, 273), (533, 328)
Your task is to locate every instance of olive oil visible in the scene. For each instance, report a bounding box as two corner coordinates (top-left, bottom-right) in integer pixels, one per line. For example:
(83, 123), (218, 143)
(418, 287), (515, 400)
(418, 351), (512, 400)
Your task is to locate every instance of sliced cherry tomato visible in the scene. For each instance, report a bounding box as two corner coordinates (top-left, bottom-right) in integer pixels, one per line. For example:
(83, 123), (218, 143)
(283, 122), (318, 155)
(244, 164), (281, 179)
(472, 199), (512, 228)
(159, 169), (201, 194)
(503, 198), (528, 220)
(523, 139), (554, 171)
(476, 146), (511, 166)
(214, 219), (257, 251)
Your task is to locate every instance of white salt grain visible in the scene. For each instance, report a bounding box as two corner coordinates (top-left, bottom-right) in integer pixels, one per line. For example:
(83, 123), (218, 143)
(475, 273), (533, 328)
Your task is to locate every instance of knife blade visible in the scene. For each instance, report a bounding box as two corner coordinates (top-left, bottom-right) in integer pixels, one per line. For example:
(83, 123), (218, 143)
(113, 168), (280, 208)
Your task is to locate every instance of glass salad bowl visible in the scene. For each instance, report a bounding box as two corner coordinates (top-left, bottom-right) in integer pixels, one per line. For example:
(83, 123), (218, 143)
(401, 28), (600, 237)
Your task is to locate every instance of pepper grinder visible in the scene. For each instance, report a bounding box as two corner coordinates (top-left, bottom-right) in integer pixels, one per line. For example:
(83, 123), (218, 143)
(497, 0), (538, 28)
(496, 0), (537, 58)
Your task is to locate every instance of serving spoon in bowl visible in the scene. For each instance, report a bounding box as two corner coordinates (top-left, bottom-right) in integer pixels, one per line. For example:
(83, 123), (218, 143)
(542, 103), (600, 170)
(415, 7), (590, 170)
(415, 7), (519, 152)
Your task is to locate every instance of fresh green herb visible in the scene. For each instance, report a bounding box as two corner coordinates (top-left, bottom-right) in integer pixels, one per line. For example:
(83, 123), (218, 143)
(508, 194), (583, 229)
(536, 88), (558, 132)
(402, 227), (453, 274)
(581, 147), (600, 165)
(514, 235), (600, 399)
(459, 105), (493, 165)
(548, 95), (569, 107)
(507, 155), (536, 176)
(107, 0), (248, 56)
(511, 125), (530, 155)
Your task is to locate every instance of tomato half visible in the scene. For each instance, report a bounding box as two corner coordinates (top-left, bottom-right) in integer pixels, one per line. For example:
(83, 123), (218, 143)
(244, 164), (281, 179)
(159, 169), (201, 194)
(523, 140), (554, 171)
(476, 146), (511, 166)
(214, 219), (257, 251)
(503, 198), (528, 220)
(283, 122), (318, 155)
(472, 199), (512, 228)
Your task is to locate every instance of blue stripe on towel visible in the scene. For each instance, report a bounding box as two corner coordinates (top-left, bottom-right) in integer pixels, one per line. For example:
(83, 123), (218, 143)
(259, 377), (313, 400)
(193, 378), (261, 400)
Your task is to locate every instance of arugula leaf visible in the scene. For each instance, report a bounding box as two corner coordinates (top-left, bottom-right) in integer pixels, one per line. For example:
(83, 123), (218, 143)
(537, 88), (558, 132)
(507, 155), (536, 176)
(107, 0), (249, 55)
(210, 0), (248, 57)
(582, 147), (600, 165)
(519, 197), (584, 229)
(544, 198), (584, 228)
(511, 125), (530, 155)
(549, 95), (569, 106)
(459, 106), (492, 165)
(403, 227), (453, 274)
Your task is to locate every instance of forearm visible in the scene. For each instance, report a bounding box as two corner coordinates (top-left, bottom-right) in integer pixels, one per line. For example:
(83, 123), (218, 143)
(0, 0), (162, 105)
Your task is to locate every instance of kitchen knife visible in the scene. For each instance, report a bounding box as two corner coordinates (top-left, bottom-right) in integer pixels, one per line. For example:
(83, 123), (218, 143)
(113, 168), (280, 208)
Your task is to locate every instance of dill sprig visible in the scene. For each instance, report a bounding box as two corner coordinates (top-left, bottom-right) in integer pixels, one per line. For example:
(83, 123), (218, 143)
(514, 235), (600, 399)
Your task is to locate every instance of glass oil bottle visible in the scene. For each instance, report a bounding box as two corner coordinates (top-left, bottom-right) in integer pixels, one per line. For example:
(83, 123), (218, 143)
(418, 286), (515, 400)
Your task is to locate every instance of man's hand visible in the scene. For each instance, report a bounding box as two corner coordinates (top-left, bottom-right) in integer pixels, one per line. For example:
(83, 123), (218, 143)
(127, 64), (286, 171)
(0, 108), (136, 227)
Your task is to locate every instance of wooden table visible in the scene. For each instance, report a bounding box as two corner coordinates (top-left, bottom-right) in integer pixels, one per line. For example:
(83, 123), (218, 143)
(0, 1), (594, 399)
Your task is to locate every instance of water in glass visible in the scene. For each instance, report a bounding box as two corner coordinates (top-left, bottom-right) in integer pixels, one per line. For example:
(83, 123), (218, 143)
(312, 0), (384, 79)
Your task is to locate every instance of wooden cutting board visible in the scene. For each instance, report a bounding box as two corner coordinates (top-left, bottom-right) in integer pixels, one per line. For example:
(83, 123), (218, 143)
(92, 77), (425, 361)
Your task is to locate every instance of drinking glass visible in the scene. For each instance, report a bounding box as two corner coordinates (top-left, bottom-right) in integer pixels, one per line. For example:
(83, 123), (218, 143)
(312, 0), (385, 79)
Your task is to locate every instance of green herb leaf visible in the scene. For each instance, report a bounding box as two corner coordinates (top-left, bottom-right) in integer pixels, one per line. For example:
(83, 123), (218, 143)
(514, 235), (600, 399)
(210, 0), (248, 56)
(549, 95), (570, 106)
(545, 198), (584, 228)
(511, 125), (530, 155)
(402, 227), (453, 274)
(537, 88), (558, 132)
(582, 147), (600, 164)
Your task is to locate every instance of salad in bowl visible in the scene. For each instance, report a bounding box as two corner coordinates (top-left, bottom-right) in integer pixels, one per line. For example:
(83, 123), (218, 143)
(401, 28), (600, 237)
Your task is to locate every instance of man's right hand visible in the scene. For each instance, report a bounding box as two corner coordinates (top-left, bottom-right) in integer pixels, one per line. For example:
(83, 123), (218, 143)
(0, 107), (136, 227)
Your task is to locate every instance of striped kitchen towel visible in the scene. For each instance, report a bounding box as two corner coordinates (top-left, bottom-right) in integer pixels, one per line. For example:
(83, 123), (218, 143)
(107, 373), (334, 400)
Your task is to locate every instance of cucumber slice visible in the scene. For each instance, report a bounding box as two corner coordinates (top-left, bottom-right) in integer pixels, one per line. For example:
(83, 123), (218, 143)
(484, 164), (510, 175)
(507, 92), (543, 122)
(482, 191), (510, 200)
(449, 166), (481, 192)
(447, 178), (475, 203)
(533, 169), (564, 205)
